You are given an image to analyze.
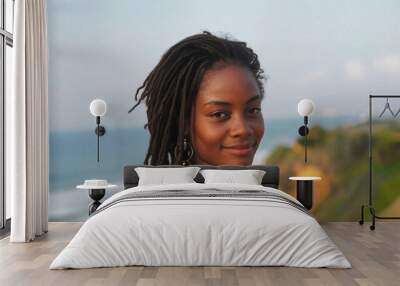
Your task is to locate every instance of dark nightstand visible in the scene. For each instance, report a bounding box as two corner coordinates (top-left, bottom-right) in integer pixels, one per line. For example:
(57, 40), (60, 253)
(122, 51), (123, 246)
(77, 180), (117, 215)
(289, 176), (321, 210)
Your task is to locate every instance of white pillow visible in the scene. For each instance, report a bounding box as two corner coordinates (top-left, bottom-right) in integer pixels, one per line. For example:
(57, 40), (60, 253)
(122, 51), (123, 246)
(200, 169), (266, 185)
(135, 167), (201, 186)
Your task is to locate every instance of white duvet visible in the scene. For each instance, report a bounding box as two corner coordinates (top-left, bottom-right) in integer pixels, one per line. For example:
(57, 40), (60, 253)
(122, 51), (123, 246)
(50, 183), (351, 269)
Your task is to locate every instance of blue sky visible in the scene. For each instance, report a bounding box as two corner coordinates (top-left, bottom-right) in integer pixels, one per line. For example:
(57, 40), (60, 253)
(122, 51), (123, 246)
(47, 0), (400, 131)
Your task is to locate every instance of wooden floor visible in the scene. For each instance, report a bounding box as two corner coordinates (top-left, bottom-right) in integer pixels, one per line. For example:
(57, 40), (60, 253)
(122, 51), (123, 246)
(0, 222), (399, 286)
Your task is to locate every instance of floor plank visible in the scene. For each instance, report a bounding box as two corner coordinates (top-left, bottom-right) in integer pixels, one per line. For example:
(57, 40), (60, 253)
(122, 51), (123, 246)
(0, 222), (399, 286)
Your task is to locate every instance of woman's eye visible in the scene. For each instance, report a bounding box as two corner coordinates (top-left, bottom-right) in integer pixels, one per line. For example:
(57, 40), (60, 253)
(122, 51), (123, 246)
(248, 107), (261, 115)
(211, 111), (229, 120)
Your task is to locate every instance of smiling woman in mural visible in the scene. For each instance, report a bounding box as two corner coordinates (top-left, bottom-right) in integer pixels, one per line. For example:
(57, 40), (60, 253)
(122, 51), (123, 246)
(129, 31), (266, 166)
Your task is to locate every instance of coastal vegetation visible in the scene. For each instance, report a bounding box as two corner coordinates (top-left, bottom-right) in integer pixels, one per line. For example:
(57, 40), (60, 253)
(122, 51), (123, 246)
(265, 121), (400, 221)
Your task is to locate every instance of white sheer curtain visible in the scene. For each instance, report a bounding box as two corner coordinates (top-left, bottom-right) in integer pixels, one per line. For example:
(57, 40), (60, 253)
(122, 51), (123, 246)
(8, 0), (49, 242)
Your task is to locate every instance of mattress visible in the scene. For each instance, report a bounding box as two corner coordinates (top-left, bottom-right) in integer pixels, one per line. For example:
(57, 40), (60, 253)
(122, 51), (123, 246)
(49, 183), (351, 269)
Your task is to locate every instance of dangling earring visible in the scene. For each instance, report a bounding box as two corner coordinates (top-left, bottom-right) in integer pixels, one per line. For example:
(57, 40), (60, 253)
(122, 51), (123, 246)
(182, 137), (194, 166)
(173, 137), (194, 166)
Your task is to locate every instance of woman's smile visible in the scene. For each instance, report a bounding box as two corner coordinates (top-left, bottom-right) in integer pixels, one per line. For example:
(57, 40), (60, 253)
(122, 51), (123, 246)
(222, 142), (257, 156)
(223, 145), (254, 156)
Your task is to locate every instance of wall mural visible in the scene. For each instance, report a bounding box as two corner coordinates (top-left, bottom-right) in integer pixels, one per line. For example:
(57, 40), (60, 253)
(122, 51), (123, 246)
(47, 0), (400, 221)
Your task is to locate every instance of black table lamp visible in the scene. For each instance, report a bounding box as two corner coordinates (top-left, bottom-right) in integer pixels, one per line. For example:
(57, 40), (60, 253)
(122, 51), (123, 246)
(297, 99), (315, 163)
(89, 99), (107, 162)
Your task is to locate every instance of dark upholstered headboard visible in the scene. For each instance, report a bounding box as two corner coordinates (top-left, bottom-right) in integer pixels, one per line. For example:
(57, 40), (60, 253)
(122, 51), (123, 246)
(123, 165), (279, 189)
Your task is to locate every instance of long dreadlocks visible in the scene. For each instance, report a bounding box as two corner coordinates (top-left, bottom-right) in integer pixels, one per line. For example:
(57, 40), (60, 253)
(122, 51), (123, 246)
(128, 31), (265, 165)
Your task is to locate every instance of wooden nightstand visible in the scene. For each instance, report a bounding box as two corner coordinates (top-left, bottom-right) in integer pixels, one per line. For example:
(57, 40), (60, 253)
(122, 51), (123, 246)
(289, 176), (321, 210)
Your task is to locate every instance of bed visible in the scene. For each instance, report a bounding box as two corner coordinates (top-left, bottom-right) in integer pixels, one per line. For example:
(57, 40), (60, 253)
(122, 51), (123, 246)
(49, 165), (351, 269)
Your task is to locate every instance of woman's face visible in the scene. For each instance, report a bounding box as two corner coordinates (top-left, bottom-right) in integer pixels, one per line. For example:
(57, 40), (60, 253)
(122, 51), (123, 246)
(190, 64), (265, 165)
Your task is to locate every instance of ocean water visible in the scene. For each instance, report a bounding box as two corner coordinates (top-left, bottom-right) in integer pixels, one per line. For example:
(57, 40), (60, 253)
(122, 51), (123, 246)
(49, 115), (359, 221)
